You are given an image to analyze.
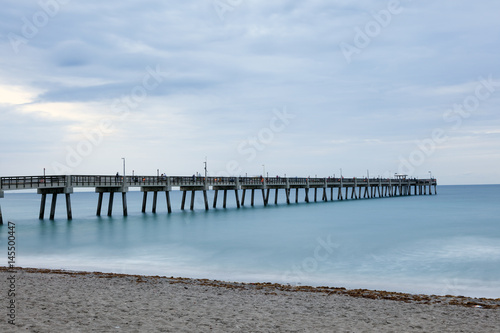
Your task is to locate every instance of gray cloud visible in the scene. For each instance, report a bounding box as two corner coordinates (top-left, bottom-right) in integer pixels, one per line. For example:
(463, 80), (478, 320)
(0, 0), (499, 183)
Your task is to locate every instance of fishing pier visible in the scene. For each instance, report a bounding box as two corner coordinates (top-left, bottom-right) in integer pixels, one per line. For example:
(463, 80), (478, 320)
(0, 175), (437, 223)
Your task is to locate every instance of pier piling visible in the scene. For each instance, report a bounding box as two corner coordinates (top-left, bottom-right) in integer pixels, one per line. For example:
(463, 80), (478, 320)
(235, 190), (240, 208)
(107, 192), (114, 217)
(241, 189), (246, 206)
(181, 191), (187, 210)
(142, 192), (148, 213)
(96, 193), (103, 216)
(213, 190), (218, 208)
(166, 191), (172, 213)
(95, 186), (127, 217)
(39, 193), (47, 219)
(190, 190), (196, 210)
(122, 192), (128, 216)
(0, 190), (4, 224)
(203, 190), (209, 210)
(152, 191), (158, 213)
(65, 193), (72, 220)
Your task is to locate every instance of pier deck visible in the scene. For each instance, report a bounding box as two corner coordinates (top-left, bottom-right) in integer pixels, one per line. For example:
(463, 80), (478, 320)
(0, 175), (437, 223)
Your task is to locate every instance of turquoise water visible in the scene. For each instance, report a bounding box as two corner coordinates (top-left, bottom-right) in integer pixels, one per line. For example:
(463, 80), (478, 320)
(1, 185), (499, 298)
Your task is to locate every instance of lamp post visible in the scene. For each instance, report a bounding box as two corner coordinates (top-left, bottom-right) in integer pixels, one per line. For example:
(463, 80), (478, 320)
(121, 158), (126, 184)
(262, 164), (265, 178)
(428, 171), (432, 179)
(340, 168), (342, 178)
(204, 157), (208, 179)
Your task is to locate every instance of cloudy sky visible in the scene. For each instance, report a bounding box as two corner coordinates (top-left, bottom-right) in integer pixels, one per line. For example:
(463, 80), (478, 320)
(1, 0), (499, 185)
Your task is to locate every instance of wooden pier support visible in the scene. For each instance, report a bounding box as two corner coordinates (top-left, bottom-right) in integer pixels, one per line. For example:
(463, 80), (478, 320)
(0, 190), (3, 225)
(96, 193), (103, 216)
(251, 189), (255, 206)
(65, 193), (72, 220)
(122, 192), (128, 216)
(166, 191), (172, 213)
(50, 194), (57, 220)
(107, 192), (114, 217)
(140, 185), (172, 214)
(96, 186), (127, 217)
(38, 187), (73, 220)
(241, 189), (246, 206)
(203, 190), (209, 210)
(213, 186), (240, 209)
(235, 190), (240, 208)
(213, 190), (218, 208)
(152, 191), (158, 213)
(40, 193), (47, 219)
(142, 192), (148, 213)
(190, 190), (196, 210)
(46, 193), (57, 219)
(181, 191), (187, 210)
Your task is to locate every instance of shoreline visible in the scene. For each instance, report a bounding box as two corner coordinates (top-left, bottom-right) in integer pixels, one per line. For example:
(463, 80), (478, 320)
(2, 266), (499, 309)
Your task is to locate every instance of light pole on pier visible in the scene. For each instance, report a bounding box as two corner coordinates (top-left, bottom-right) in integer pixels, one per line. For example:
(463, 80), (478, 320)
(121, 158), (126, 184)
(340, 168), (342, 178)
(262, 164), (265, 178)
(428, 171), (432, 179)
(204, 157), (208, 180)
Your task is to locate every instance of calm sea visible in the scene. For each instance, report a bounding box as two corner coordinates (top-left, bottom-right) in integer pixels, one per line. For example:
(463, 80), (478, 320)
(1, 185), (499, 298)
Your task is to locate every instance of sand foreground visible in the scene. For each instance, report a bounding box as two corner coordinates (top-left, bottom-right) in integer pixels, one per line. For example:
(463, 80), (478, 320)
(1, 267), (499, 332)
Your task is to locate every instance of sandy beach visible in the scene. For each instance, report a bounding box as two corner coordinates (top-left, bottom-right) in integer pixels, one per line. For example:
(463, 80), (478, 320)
(1, 267), (499, 332)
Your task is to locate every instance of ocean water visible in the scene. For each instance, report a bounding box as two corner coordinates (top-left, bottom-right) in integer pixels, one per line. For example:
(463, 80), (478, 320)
(1, 185), (499, 298)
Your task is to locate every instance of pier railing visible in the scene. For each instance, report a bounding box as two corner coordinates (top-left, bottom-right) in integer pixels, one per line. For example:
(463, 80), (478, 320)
(0, 175), (437, 191)
(0, 176), (67, 189)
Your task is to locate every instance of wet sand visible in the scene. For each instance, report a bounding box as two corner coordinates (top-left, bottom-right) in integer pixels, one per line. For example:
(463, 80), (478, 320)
(1, 267), (499, 332)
